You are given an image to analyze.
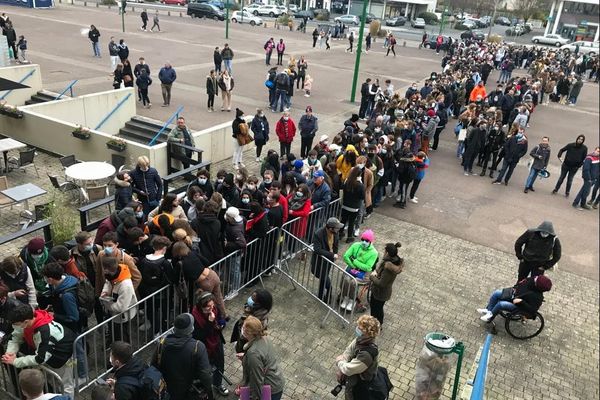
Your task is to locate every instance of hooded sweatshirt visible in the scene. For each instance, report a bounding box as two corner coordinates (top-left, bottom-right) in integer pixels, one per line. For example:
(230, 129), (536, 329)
(369, 255), (403, 301)
(343, 242), (379, 273)
(557, 137), (587, 168)
(101, 264), (138, 322)
(48, 274), (80, 332)
(114, 356), (147, 400)
(114, 176), (133, 210)
(514, 221), (561, 268)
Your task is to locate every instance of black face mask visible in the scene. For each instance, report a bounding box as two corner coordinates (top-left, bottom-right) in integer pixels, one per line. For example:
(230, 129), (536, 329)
(104, 266), (121, 281)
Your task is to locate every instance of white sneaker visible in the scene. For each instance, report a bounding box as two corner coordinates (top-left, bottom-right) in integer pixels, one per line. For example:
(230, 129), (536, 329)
(345, 300), (355, 312)
(340, 297), (348, 309)
(413, 196), (419, 201)
(256, 157), (261, 162)
(476, 308), (489, 315)
(354, 228), (360, 237)
(410, 198), (418, 204)
(480, 311), (493, 322)
(464, 172), (470, 176)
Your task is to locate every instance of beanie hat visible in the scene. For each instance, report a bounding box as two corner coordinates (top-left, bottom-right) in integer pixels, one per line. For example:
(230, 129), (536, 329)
(225, 207), (243, 223)
(27, 237), (46, 255)
(351, 113), (359, 122)
(319, 134), (329, 143)
(361, 229), (374, 243)
(535, 275), (552, 292)
(427, 109), (436, 117)
(173, 313), (194, 337)
(224, 173), (235, 186)
(236, 108), (244, 118)
(294, 159), (304, 170)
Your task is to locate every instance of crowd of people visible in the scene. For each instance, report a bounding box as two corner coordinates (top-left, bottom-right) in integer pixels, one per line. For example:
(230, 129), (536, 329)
(2, 13), (28, 64)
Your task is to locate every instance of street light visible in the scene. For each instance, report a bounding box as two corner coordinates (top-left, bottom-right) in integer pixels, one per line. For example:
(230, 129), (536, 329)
(120, 0), (126, 33)
(225, 0), (230, 39)
(349, 0), (369, 103)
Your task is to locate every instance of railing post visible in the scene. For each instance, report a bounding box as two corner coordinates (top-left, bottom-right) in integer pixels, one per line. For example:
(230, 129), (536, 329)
(55, 80), (78, 100)
(470, 334), (493, 400)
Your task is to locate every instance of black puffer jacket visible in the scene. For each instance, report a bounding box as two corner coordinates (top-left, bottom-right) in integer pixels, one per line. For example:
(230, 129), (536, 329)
(130, 166), (163, 204)
(514, 221), (561, 269)
(191, 213), (223, 264)
(114, 356), (146, 400)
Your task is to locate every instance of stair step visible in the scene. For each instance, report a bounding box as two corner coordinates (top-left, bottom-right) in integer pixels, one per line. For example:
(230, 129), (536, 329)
(36, 91), (58, 101)
(119, 127), (159, 144)
(130, 116), (169, 131)
(124, 120), (169, 139)
(24, 99), (41, 105)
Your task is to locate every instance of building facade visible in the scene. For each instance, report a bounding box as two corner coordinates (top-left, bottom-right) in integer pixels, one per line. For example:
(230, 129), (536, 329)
(544, 0), (599, 42)
(347, 0), (437, 19)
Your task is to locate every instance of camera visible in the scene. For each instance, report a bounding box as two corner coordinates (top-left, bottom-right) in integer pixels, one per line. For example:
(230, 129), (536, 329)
(330, 384), (344, 396)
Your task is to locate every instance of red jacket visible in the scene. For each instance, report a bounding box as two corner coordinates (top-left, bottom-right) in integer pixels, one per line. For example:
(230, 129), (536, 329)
(275, 118), (296, 144)
(289, 198), (312, 239)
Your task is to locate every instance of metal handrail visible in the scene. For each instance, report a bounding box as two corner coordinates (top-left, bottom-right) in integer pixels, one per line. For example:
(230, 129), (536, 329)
(148, 105), (184, 146)
(0, 69), (35, 100)
(55, 80), (79, 100)
(470, 334), (493, 400)
(94, 93), (132, 131)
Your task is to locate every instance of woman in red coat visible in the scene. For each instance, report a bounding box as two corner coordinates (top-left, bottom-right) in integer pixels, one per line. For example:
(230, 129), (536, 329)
(288, 183), (312, 240)
(275, 111), (296, 158)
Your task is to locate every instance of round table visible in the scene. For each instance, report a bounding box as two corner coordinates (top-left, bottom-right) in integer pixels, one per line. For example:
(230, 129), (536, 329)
(65, 161), (116, 181)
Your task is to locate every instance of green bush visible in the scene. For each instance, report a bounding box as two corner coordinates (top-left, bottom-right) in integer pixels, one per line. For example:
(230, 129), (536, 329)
(277, 14), (291, 24)
(369, 20), (381, 36)
(418, 11), (438, 24)
(44, 191), (80, 246)
(101, 0), (117, 5)
(315, 13), (329, 21)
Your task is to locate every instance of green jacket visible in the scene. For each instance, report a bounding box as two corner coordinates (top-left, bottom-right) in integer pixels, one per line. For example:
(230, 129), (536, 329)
(343, 242), (378, 272)
(242, 337), (285, 399)
(167, 126), (196, 155)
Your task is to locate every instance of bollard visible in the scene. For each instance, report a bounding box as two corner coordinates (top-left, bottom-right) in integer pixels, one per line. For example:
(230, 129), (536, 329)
(84, 1), (86, 5)
(180, 12), (183, 17)
(168, 11), (171, 16)
(132, 6), (135, 12)
(403, 40), (406, 47)
(96, 2), (99, 7)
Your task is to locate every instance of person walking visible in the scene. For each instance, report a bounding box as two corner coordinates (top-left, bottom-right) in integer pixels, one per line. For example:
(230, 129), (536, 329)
(553, 134), (587, 196)
(514, 221), (561, 281)
(135, 68), (152, 108)
(385, 34), (396, 57)
(369, 242), (403, 325)
(419, 32), (428, 49)
(158, 62), (176, 107)
(524, 136), (551, 193)
(232, 108), (252, 169)
(213, 46), (222, 73)
(88, 25), (101, 57)
(276, 38), (285, 66)
(16, 35), (28, 63)
(365, 32), (372, 53)
(298, 106), (319, 159)
(251, 109), (269, 162)
(568, 75), (584, 105)
(206, 69), (218, 112)
(221, 43), (234, 75)
(133, 57), (151, 101)
(218, 70), (234, 112)
(108, 37), (119, 72)
(572, 146), (600, 210)
(140, 10), (148, 31)
(275, 111), (296, 158)
(346, 31), (354, 53)
(303, 74), (313, 97)
(150, 11), (161, 32)
(264, 37), (274, 65)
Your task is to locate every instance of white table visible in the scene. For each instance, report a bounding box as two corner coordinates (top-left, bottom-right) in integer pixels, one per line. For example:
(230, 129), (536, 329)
(1, 183), (47, 226)
(65, 161), (116, 181)
(0, 138), (26, 173)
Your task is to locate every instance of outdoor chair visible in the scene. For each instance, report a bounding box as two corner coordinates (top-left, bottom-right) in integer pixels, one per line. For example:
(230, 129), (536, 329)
(47, 173), (80, 201)
(8, 148), (40, 178)
(59, 154), (79, 168)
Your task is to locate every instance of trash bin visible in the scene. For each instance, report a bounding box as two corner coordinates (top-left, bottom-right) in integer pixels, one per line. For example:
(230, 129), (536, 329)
(415, 332), (457, 400)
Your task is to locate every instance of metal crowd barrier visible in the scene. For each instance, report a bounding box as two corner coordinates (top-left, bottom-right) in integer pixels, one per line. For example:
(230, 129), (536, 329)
(1, 364), (64, 400)
(72, 285), (183, 397)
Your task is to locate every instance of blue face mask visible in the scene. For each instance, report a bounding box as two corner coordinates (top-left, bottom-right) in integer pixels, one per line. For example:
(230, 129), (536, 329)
(84, 244), (94, 253)
(104, 246), (114, 255)
(135, 211), (144, 219)
(361, 240), (370, 249)
(247, 296), (255, 307)
(355, 327), (362, 338)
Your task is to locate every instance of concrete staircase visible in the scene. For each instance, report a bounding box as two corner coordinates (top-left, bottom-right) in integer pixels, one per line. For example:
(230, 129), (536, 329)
(24, 90), (58, 105)
(118, 116), (173, 145)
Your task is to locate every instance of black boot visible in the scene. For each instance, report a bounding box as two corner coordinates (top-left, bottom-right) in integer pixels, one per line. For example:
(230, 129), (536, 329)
(480, 169), (486, 176)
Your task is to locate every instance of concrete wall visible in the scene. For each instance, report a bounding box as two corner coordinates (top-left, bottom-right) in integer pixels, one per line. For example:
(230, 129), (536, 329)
(0, 64), (43, 106)
(21, 88), (136, 136)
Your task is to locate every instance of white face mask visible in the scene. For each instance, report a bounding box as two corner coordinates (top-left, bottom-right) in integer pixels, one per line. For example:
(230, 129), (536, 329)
(198, 178), (207, 185)
(540, 232), (549, 238)
(357, 163), (365, 169)
(283, 117), (289, 121)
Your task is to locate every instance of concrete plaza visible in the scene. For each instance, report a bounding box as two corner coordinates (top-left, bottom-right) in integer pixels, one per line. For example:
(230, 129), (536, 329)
(1, 3), (599, 399)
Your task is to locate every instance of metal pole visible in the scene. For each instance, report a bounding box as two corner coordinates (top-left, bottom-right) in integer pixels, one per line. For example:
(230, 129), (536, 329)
(225, 0), (230, 39)
(451, 342), (465, 400)
(349, 0), (369, 103)
(488, 0), (498, 37)
(121, 0), (126, 33)
(439, 5), (447, 35)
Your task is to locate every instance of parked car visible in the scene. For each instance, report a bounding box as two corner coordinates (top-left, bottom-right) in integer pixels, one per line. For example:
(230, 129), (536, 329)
(256, 4), (285, 17)
(187, 2), (225, 19)
(294, 10), (315, 19)
(423, 35), (451, 49)
(531, 34), (569, 46)
(231, 10), (262, 25)
(362, 13), (379, 23)
(411, 17), (426, 28)
(287, 4), (298, 12)
(312, 8), (330, 19)
(495, 16), (511, 26)
(560, 41), (599, 55)
(161, 0), (187, 5)
(276, 5), (288, 14)
(461, 30), (485, 41)
(385, 16), (407, 26)
(243, 3), (262, 15)
(473, 18), (489, 28)
(334, 14), (360, 25)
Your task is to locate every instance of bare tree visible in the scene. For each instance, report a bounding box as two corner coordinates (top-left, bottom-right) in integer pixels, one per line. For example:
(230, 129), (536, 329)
(513, 0), (550, 21)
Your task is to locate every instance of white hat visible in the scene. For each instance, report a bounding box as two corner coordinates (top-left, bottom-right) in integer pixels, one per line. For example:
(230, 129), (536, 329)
(225, 207), (243, 223)
(320, 134), (329, 143)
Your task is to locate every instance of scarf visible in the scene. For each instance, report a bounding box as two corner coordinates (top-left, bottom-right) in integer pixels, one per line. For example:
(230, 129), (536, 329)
(289, 195), (307, 211)
(24, 310), (54, 350)
(246, 210), (267, 232)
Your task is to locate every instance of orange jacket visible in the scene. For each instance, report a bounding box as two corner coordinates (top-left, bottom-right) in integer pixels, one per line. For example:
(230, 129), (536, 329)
(469, 85), (487, 102)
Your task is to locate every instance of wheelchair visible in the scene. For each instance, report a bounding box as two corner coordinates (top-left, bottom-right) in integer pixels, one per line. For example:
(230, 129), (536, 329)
(487, 310), (545, 340)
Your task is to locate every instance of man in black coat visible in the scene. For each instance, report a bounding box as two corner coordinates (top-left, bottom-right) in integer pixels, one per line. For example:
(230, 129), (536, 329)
(140, 10), (148, 31)
(553, 134), (587, 196)
(492, 128), (528, 185)
(358, 78), (372, 119)
(311, 218), (343, 302)
(514, 221), (561, 281)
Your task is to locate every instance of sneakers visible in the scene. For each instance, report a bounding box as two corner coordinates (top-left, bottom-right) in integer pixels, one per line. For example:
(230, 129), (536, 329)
(340, 297), (349, 309)
(256, 157), (261, 162)
(345, 300), (355, 312)
(214, 384), (230, 396)
(464, 172), (469, 176)
(354, 228), (360, 237)
(480, 311), (493, 322)
(476, 308), (489, 314)
(413, 196), (419, 201)
(410, 198), (418, 204)
(551, 189), (557, 194)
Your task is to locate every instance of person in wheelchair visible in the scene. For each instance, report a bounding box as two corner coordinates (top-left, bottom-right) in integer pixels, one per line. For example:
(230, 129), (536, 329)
(340, 230), (378, 312)
(477, 275), (552, 323)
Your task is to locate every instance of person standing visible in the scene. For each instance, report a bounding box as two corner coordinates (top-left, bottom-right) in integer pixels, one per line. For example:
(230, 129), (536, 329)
(311, 217), (343, 302)
(135, 68), (152, 108)
(369, 242), (403, 325)
(213, 46), (222, 74)
(130, 156), (163, 216)
(276, 38), (285, 66)
(117, 39), (129, 63)
(524, 136), (551, 193)
(221, 43), (234, 75)
(365, 32), (372, 53)
(553, 134), (587, 196)
(122, 59), (134, 88)
(385, 34), (396, 57)
(514, 221), (561, 281)
(568, 76), (584, 106)
(168, 117), (195, 169)
(231, 108), (251, 169)
(16, 35), (27, 63)
(298, 106), (319, 159)
(133, 57), (151, 101)
(312, 28), (319, 47)
(108, 37), (119, 72)
(346, 31), (354, 53)
(251, 109), (269, 162)
(572, 146), (600, 210)
(493, 128), (528, 186)
(151, 11), (161, 32)
(206, 69), (218, 112)
(358, 78), (371, 119)
(296, 56), (307, 89)
(88, 25), (101, 57)
(140, 10), (148, 31)
(339, 167), (365, 242)
(264, 37), (274, 66)
(158, 62), (176, 107)
(275, 111), (296, 158)
(271, 69), (289, 112)
(218, 70), (234, 112)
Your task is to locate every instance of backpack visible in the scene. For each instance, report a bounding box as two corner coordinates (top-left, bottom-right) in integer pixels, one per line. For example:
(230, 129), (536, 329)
(353, 345), (393, 400)
(139, 258), (165, 289)
(64, 279), (96, 318)
(119, 364), (168, 400)
(276, 72), (289, 88)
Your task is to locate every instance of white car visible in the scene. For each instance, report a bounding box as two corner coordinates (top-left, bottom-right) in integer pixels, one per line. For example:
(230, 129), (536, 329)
(287, 4), (298, 12)
(411, 17), (426, 28)
(256, 4), (285, 17)
(243, 3), (262, 15)
(560, 41), (599, 55)
(531, 34), (569, 47)
(231, 11), (262, 25)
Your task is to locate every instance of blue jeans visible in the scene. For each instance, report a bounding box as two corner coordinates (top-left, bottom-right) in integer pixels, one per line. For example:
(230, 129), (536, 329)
(92, 42), (100, 57)
(573, 179), (594, 207)
(456, 141), (465, 158)
(486, 289), (517, 317)
(495, 159), (518, 183)
(525, 167), (541, 189)
(569, 95), (578, 104)
(75, 338), (88, 378)
(271, 89), (287, 111)
(499, 70), (510, 83)
(223, 59), (232, 75)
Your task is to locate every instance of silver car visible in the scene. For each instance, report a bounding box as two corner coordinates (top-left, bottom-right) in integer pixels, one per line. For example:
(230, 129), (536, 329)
(531, 34), (569, 47)
(560, 41), (599, 55)
(334, 15), (360, 25)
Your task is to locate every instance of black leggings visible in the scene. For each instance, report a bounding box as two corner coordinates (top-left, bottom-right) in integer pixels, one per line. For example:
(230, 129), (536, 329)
(370, 295), (385, 325)
(208, 94), (215, 109)
(340, 208), (359, 239)
(296, 74), (305, 89)
(280, 142), (291, 158)
(386, 45), (396, 56)
(140, 88), (150, 106)
(409, 179), (421, 199)
(256, 143), (264, 158)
